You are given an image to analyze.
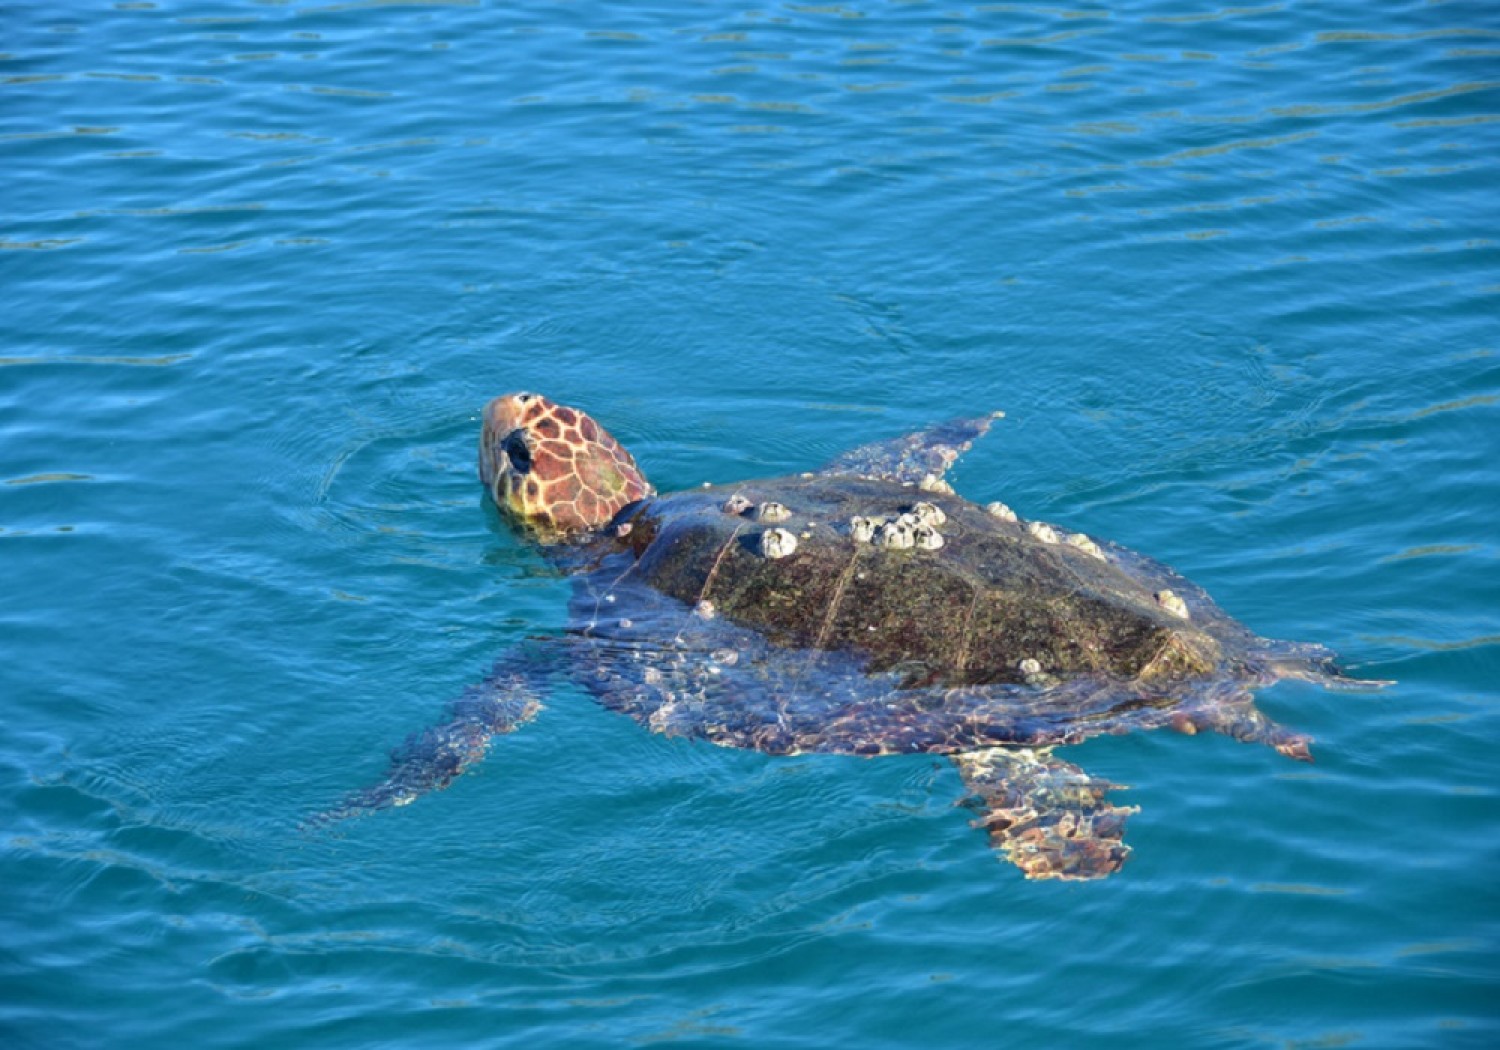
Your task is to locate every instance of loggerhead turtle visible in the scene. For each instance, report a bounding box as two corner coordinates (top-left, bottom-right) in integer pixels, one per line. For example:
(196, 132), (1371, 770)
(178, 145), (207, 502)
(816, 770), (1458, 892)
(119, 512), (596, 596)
(318, 393), (1387, 879)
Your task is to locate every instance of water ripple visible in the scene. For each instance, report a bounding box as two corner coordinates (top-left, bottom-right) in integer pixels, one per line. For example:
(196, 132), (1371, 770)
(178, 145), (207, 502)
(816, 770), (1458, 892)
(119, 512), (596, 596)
(2, 0), (1496, 1046)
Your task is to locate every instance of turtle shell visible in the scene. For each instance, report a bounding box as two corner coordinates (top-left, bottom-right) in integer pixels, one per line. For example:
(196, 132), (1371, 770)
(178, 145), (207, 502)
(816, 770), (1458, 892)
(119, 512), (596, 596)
(606, 474), (1226, 691)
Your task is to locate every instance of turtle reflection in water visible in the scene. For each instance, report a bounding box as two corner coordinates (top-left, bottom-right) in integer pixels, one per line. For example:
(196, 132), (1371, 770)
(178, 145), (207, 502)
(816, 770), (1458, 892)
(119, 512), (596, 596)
(318, 393), (1388, 880)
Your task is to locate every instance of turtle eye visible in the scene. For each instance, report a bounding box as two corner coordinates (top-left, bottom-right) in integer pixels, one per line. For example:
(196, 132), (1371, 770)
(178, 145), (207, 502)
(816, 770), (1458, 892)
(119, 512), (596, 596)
(515, 393), (534, 404)
(503, 431), (532, 474)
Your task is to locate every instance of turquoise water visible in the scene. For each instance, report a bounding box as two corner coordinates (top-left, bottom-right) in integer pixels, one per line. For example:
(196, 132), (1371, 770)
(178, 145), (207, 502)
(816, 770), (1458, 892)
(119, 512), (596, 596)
(3, 0), (1497, 1045)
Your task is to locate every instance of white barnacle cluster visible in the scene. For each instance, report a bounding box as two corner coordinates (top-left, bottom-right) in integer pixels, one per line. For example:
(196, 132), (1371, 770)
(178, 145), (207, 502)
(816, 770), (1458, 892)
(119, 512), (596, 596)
(1017, 656), (1059, 688)
(987, 499), (1109, 564)
(755, 501), (791, 523)
(1154, 589), (1189, 620)
(759, 527), (798, 559)
(848, 502), (947, 551)
(877, 519), (917, 549)
(1065, 531), (1106, 561)
(910, 501), (946, 528)
(1027, 520), (1060, 545)
(721, 494), (753, 516)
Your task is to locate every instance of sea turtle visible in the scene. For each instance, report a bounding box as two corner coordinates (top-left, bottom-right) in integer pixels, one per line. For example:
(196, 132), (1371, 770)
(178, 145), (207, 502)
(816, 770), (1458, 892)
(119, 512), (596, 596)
(317, 393), (1387, 879)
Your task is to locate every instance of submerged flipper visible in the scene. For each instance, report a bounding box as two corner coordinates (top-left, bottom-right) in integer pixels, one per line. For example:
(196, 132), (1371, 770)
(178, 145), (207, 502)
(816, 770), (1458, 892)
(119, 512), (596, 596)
(307, 642), (556, 827)
(1252, 638), (1396, 693)
(819, 411), (1003, 491)
(953, 747), (1137, 881)
(1172, 690), (1315, 762)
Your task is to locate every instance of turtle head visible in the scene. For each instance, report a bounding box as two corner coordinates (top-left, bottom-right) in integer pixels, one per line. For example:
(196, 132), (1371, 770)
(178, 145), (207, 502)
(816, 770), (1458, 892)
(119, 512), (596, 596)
(479, 392), (652, 540)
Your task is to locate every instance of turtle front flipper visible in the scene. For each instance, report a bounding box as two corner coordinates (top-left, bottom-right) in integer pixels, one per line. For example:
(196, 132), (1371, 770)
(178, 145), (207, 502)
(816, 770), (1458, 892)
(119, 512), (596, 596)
(818, 411), (1003, 491)
(953, 747), (1138, 881)
(306, 642), (557, 827)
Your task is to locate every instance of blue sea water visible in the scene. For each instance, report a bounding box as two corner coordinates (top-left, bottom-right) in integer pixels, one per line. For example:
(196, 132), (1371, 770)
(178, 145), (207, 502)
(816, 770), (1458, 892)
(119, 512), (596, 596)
(2, 0), (1497, 1046)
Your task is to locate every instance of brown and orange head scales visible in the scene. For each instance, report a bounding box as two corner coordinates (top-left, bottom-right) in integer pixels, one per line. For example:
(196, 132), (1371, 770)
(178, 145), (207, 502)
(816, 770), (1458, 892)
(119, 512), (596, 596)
(479, 393), (653, 540)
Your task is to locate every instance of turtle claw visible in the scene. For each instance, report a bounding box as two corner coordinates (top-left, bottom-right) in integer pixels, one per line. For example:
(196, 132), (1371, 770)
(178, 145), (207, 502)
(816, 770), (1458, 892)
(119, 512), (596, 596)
(1274, 732), (1314, 763)
(954, 747), (1138, 881)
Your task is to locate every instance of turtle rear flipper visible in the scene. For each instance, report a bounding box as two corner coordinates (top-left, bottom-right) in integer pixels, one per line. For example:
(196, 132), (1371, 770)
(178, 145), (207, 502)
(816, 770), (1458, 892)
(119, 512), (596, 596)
(1169, 689), (1316, 762)
(1255, 639), (1396, 692)
(954, 747), (1137, 881)
(306, 643), (555, 828)
(818, 411), (1003, 490)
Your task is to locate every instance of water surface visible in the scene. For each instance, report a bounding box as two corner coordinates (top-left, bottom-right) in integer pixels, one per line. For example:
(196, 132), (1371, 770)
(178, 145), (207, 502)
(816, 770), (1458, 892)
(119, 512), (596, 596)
(2, 1), (1497, 1047)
